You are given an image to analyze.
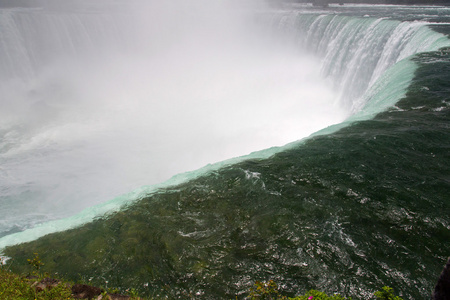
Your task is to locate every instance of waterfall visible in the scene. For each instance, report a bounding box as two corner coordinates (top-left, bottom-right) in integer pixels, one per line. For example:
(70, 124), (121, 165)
(0, 2), (449, 251)
(271, 12), (449, 111)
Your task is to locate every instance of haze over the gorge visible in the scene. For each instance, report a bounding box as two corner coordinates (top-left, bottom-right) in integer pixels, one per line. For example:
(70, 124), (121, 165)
(0, 0), (345, 238)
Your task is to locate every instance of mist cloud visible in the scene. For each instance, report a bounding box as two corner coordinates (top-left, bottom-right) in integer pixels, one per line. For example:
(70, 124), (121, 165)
(0, 0), (345, 233)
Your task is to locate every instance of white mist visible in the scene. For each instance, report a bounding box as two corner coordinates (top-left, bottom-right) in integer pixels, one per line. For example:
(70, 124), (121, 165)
(0, 0), (346, 239)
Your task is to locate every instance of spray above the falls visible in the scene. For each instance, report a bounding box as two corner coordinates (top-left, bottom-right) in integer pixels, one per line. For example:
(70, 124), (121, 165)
(1, 1), (449, 248)
(0, 0), (344, 240)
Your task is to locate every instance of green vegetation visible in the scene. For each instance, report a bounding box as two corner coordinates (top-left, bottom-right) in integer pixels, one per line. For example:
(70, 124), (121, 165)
(244, 280), (403, 300)
(0, 266), (148, 300)
(27, 252), (44, 276)
(0, 268), (73, 300)
(0, 254), (142, 300)
(0, 254), (405, 300)
(373, 286), (403, 300)
(246, 280), (353, 299)
(247, 280), (287, 299)
(0, 268), (405, 300)
(292, 290), (352, 300)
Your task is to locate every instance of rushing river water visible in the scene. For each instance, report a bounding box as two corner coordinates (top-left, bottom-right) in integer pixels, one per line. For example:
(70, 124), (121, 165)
(1, 1), (449, 299)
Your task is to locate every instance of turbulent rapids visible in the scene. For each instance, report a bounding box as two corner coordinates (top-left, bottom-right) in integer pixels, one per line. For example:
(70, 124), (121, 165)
(1, 1), (450, 299)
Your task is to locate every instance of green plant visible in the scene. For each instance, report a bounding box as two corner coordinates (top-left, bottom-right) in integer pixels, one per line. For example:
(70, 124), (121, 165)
(247, 280), (287, 299)
(374, 286), (403, 300)
(291, 289), (352, 300)
(107, 286), (120, 294)
(0, 256), (4, 271)
(0, 267), (74, 300)
(39, 281), (73, 300)
(127, 287), (141, 297)
(27, 252), (44, 275)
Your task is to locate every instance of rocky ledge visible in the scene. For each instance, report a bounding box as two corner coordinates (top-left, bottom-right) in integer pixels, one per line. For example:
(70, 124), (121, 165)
(28, 276), (136, 300)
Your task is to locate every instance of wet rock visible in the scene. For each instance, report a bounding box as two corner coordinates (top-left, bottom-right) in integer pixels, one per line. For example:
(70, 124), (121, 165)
(72, 283), (103, 299)
(35, 277), (60, 292)
(433, 257), (450, 300)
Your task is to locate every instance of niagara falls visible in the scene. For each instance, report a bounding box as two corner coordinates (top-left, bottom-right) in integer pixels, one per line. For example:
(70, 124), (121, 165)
(0, 0), (449, 299)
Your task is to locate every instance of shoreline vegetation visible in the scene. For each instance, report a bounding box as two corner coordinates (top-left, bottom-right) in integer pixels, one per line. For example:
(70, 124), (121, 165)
(0, 258), (402, 300)
(1, 254), (449, 299)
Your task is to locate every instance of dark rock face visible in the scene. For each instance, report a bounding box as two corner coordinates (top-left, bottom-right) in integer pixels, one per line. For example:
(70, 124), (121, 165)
(72, 283), (103, 299)
(433, 257), (450, 300)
